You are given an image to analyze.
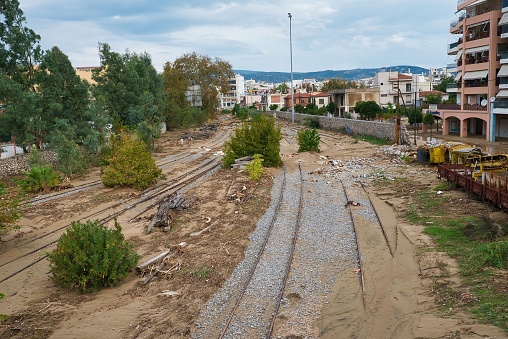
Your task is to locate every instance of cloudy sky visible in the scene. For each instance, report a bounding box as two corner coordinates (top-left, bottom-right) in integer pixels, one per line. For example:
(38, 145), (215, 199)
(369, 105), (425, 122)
(20, 0), (458, 73)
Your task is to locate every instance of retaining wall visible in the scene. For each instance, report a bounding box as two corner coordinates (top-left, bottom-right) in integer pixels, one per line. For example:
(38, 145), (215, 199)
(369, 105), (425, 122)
(0, 152), (58, 178)
(268, 111), (396, 141)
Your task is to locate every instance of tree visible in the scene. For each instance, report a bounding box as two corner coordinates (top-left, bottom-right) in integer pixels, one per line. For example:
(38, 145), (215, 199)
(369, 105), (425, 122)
(0, 0), (42, 90)
(425, 93), (442, 104)
(355, 101), (381, 120)
(294, 104), (305, 113)
(433, 76), (456, 103)
(165, 52), (234, 119)
(275, 83), (288, 93)
(304, 102), (318, 115)
(322, 78), (364, 91)
(326, 101), (335, 115)
(93, 43), (164, 144)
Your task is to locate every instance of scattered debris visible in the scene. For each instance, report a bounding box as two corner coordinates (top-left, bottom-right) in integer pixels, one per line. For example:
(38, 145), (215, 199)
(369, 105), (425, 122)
(345, 201), (360, 207)
(159, 291), (181, 297)
(231, 156), (253, 170)
(146, 192), (196, 234)
(190, 219), (219, 237)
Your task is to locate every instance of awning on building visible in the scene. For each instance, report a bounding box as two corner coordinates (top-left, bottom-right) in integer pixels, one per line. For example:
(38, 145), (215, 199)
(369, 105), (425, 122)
(463, 70), (488, 80)
(465, 0), (487, 7)
(496, 89), (508, 98)
(498, 65), (508, 77)
(500, 13), (508, 26)
(465, 45), (489, 54)
(467, 20), (489, 29)
(454, 73), (462, 82)
(454, 49), (463, 61)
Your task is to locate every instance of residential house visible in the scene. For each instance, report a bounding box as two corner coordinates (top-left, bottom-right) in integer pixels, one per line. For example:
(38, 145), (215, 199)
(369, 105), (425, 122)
(328, 88), (380, 118)
(284, 91), (312, 108)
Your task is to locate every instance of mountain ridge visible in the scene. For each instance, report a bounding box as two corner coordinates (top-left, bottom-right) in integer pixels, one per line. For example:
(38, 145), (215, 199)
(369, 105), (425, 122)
(234, 65), (430, 83)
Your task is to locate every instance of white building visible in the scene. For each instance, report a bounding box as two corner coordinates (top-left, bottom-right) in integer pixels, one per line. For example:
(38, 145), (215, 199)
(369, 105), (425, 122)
(220, 74), (245, 109)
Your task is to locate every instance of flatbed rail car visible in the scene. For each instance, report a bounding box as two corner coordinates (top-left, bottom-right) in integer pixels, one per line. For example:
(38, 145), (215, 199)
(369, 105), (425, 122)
(438, 164), (508, 209)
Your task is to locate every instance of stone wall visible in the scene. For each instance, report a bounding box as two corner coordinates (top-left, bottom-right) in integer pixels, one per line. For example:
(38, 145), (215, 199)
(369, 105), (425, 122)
(0, 152), (58, 178)
(268, 111), (397, 141)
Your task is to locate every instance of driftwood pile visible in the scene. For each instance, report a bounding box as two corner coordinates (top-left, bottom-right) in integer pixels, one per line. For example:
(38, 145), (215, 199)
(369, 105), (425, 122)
(180, 123), (220, 140)
(136, 243), (187, 285)
(147, 192), (196, 234)
(230, 155), (253, 170)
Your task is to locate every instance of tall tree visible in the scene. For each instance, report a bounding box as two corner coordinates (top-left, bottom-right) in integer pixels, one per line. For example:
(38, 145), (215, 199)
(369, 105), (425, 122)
(166, 52), (234, 119)
(0, 0), (42, 90)
(92, 43), (164, 147)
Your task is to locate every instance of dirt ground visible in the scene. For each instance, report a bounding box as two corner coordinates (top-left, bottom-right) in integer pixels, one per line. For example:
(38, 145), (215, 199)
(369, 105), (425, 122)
(0, 120), (507, 338)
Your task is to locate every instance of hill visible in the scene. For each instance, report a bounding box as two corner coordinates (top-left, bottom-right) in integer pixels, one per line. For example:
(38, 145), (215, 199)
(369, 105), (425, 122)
(234, 65), (429, 83)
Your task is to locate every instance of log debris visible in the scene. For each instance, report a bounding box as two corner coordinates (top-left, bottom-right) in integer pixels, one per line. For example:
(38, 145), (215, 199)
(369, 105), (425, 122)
(146, 192), (196, 234)
(190, 220), (219, 237)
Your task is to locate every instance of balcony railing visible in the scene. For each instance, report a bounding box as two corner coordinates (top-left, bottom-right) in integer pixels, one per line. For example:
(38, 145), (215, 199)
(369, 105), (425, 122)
(447, 63), (457, 69)
(499, 51), (508, 60)
(458, 0), (467, 7)
(464, 80), (488, 87)
(465, 56), (489, 65)
(438, 103), (461, 110)
(464, 103), (487, 111)
(494, 100), (508, 109)
(449, 41), (459, 50)
(450, 13), (466, 29)
(447, 83), (462, 89)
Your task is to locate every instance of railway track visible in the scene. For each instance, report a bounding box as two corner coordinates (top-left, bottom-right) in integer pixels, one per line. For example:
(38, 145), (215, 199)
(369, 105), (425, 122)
(195, 164), (303, 338)
(23, 129), (230, 207)
(0, 156), (222, 286)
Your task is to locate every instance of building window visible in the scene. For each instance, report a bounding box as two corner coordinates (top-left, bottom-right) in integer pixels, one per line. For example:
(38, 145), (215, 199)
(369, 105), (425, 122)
(319, 99), (324, 104)
(301, 99), (305, 103)
(406, 84), (411, 92)
(381, 94), (388, 97)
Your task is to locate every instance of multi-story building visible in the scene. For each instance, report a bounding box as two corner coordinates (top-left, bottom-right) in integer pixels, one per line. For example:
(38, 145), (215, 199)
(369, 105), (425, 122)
(220, 74), (245, 109)
(373, 69), (431, 108)
(445, 0), (508, 140)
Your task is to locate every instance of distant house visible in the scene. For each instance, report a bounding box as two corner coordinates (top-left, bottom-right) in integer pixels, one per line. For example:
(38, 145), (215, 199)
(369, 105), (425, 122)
(328, 88), (380, 118)
(310, 92), (330, 108)
(284, 92), (312, 108)
(75, 66), (100, 84)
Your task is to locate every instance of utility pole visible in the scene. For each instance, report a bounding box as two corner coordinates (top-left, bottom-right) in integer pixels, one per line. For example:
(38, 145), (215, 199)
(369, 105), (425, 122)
(288, 13), (294, 123)
(413, 75), (417, 146)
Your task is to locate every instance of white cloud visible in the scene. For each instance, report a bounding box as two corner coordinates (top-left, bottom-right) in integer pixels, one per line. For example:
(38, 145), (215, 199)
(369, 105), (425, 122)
(17, 0), (458, 72)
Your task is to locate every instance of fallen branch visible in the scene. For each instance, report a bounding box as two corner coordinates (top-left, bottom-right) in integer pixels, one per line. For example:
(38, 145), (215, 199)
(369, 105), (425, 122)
(136, 250), (172, 273)
(190, 220), (219, 237)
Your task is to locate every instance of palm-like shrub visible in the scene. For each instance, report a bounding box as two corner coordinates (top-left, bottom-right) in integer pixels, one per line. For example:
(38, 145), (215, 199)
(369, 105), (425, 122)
(18, 165), (59, 193)
(48, 219), (140, 293)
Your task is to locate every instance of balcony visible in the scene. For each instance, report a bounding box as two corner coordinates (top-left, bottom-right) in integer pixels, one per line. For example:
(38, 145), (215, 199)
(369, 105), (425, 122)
(464, 79), (488, 88)
(447, 63), (458, 72)
(500, 77), (508, 89)
(500, 51), (508, 63)
(464, 55), (489, 65)
(502, 25), (508, 38)
(446, 82), (462, 93)
(438, 103), (461, 110)
(465, 30), (489, 42)
(448, 41), (460, 55)
(493, 100), (508, 114)
(450, 13), (466, 29)
(463, 103), (488, 111)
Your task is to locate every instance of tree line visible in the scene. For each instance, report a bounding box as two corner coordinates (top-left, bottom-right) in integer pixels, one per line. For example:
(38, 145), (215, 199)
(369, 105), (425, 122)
(0, 0), (233, 175)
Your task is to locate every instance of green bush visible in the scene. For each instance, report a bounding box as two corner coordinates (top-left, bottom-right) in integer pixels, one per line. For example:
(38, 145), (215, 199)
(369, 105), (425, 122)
(17, 165), (60, 193)
(0, 184), (21, 234)
(297, 128), (320, 153)
(303, 116), (320, 129)
(101, 133), (162, 189)
(27, 146), (47, 168)
(48, 219), (140, 293)
(245, 154), (265, 181)
(222, 115), (282, 168)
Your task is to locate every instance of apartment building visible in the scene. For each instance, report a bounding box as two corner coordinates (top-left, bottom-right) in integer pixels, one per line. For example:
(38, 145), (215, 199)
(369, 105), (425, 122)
(373, 69), (431, 108)
(446, 0), (508, 140)
(220, 74), (245, 109)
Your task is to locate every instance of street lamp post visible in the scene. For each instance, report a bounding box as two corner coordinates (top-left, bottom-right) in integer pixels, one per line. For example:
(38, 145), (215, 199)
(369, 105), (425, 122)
(288, 13), (294, 124)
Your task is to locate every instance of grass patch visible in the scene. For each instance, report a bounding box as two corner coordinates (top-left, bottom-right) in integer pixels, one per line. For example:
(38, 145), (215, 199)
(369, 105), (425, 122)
(189, 265), (212, 280)
(353, 134), (389, 146)
(433, 181), (455, 191)
(407, 188), (508, 332)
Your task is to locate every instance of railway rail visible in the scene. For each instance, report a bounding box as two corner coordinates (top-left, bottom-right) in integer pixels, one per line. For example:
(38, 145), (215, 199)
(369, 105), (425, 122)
(0, 156), (222, 286)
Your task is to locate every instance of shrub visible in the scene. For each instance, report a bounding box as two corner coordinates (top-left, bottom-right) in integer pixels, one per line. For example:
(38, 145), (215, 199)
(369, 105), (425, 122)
(101, 133), (162, 189)
(297, 128), (320, 153)
(303, 116), (320, 129)
(245, 154), (265, 181)
(48, 219), (140, 293)
(27, 146), (47, 168)
(0, 184), (21, 234)
(222, 115), (282, 168)
(17, 165), (60, 193)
